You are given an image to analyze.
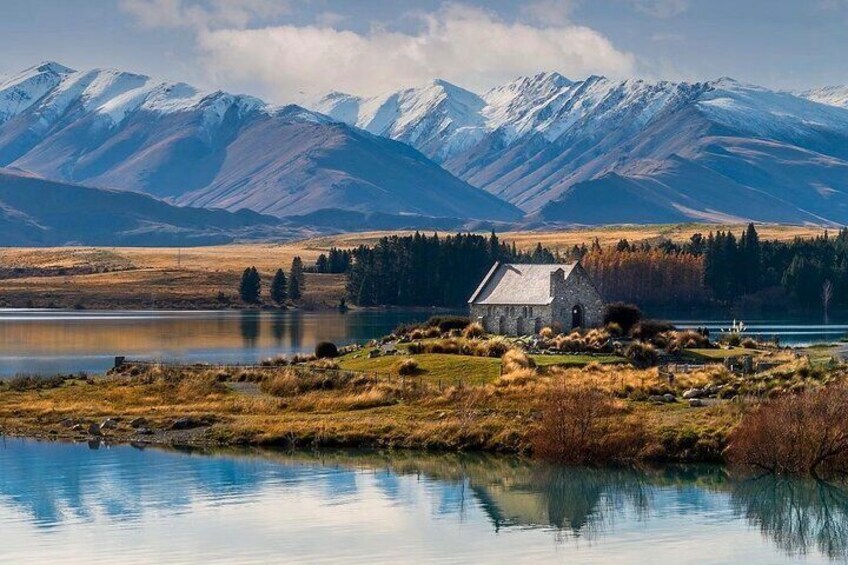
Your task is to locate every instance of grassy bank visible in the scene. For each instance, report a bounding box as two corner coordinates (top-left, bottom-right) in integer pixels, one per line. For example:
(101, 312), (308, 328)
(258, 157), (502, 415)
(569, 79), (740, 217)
(2, 339), (839, 466)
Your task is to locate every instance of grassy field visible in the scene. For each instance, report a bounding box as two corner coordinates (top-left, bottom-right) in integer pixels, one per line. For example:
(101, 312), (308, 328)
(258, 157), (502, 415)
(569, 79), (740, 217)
(0, 222), (828, 309)
(531, 354), (629, 367)
(338, 351), (503, 385)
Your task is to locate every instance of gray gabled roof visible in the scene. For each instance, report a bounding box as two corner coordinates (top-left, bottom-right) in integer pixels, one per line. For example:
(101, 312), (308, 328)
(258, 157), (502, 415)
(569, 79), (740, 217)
(468, 262), (578, 306)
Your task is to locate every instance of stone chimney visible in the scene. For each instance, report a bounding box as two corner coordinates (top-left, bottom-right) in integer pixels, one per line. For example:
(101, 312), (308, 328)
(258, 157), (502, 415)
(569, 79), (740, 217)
(550, 268), (565, 297)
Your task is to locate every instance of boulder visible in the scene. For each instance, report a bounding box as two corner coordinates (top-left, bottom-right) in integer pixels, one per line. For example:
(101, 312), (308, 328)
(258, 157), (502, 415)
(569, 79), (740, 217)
(71, 424), (84, 433)
(87, 423), (102, 436)
(169, 417), (208, 431)
(100, 418), (119, 430)
(137, 427), (154, 436)
(129, 417), (149, 428)
(663, 394), (676, 403)
(648, 395), (666, 403)
(689, 399), (704, 408)
(682, 388), (701, 399)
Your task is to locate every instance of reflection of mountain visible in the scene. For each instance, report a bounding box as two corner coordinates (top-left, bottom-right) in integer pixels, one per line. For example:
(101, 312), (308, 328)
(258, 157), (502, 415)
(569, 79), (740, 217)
(731, 476), (848, 560)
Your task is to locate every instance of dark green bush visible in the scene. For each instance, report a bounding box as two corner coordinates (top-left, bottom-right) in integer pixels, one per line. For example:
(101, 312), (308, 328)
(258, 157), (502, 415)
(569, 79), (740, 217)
(603, 303), (642, 335)
(314, 341), (339, 359)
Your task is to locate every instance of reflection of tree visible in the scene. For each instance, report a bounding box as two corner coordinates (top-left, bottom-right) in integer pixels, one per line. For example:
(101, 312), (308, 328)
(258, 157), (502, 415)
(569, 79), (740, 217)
(239, 311), (259, 347)
(289, 313), (303, 351)
(731, 475), (848, 560)
(271, 312), (286, 345)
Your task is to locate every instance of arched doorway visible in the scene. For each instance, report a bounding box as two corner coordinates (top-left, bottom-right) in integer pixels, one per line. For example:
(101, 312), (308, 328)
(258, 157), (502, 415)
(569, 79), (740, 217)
(571, 305), (584, 329)
(498, 316), (507, 335)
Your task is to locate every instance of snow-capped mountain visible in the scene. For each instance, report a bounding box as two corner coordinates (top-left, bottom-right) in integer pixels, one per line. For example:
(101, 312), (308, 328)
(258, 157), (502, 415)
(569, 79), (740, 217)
(0, 62), (520, 222)
(796, 86), (848, 109)
(317, 74), (848, 224)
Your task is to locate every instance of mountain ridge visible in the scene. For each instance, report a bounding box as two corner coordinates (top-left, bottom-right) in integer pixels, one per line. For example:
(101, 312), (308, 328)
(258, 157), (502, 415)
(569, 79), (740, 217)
(0, 62), (521, 223)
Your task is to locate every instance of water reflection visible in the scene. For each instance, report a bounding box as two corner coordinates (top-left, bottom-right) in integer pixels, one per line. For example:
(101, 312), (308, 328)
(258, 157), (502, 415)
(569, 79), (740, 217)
(1, 440), (846, 563)
(0, 310), (437, 375)
(732, 475), (848, 560)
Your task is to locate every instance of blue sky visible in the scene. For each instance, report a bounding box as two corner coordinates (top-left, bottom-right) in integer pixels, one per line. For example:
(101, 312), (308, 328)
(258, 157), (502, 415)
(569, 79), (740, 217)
(1, 0), (846, 103)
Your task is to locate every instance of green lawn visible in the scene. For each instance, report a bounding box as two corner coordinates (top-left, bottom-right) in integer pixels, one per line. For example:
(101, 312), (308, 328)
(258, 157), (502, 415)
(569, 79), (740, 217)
(682, 347), (755, 361)
(338, 350), (502, 385)
(531, 354), (628, 367)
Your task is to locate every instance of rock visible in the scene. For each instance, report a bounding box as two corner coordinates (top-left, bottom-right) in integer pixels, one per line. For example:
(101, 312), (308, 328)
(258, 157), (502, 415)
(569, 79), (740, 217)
(663, 394), (676, 403)
(648, 395), (666, 403)
(61, 418), (76, 428)
(129, 417), (149, 428)
(71, 424), (84, 432)
(137, 427), (154, 436)
(87, 423), (102, 436)
(682, 388), (701, 399)
(169, 417), (208, 431)
(100, 418), (119, 430)
(689, 399), (704, 407)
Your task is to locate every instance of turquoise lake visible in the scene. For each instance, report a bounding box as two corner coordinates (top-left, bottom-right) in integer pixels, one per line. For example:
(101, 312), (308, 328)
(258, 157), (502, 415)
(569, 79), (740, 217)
(1, 439), (846, 564)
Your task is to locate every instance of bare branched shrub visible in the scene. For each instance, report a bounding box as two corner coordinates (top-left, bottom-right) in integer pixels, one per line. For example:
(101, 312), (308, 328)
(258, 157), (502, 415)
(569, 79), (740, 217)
(727, 385), (848, 479)
(532, 380), (645, 464)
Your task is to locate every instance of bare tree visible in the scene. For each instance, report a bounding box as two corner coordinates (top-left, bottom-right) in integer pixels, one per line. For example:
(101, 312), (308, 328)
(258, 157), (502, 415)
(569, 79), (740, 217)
(822, 279), (834, 320)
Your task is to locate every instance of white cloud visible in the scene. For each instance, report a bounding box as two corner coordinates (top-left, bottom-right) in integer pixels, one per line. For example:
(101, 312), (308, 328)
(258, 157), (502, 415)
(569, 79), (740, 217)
(120, 0), (289, 30)
(521, 0), (580, 26)
(193, 4), (635, 102)
(629, 0), (688, 18)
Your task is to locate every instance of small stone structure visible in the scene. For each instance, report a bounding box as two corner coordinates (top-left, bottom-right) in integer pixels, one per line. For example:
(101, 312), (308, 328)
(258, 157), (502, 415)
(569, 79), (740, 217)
(468, 262), (605, 336)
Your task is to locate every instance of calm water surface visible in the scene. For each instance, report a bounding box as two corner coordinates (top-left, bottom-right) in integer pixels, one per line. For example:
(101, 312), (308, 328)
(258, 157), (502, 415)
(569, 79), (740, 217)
(1, 309), (847, 376)
(0, 309), (437, 376)
(1, 439), (846, 564)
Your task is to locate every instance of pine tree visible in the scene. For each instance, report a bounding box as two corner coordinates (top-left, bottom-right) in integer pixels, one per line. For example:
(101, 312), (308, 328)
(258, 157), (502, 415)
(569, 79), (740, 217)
(315, 254), (329, 273)
(270, 268), (287, 305)
(239, 267), (261, 304)
(288, 256), (304, 300)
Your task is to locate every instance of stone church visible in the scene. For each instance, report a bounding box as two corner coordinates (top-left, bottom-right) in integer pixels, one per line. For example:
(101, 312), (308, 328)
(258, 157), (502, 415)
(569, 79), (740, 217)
(468, 262), (605, 336)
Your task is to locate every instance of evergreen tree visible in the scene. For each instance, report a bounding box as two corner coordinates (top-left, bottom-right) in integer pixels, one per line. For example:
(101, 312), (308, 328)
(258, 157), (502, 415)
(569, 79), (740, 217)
(270, 268), (287, 305)
(288, 257), (304, 300)
(239, 267), (261, 304)
(315, 254), (329, 273)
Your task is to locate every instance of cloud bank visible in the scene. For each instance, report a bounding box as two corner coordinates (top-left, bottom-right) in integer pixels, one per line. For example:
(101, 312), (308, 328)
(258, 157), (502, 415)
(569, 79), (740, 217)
(122, 1), (636, 103)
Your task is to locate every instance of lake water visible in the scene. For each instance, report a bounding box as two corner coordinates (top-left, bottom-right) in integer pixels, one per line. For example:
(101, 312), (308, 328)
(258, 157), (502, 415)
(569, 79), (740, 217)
(0, 309), (436, 376)
(1, 309), (847, 376)
(1, 438), (846, 564)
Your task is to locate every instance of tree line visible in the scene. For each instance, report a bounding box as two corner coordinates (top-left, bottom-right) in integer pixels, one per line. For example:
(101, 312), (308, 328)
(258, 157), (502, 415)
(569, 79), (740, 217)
(335, 225), (848, 312)
(239, 257), (305, 305)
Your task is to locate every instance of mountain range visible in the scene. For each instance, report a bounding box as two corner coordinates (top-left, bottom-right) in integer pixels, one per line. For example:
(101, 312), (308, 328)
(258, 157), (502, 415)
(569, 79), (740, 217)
(0, 62), (519, 225)
(318, 73), (848, 225)
(2, 61), (848, 244)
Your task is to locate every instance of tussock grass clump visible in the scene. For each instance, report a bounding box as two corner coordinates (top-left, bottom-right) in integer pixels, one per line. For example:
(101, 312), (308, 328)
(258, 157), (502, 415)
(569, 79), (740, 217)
(3, 374), (67, 391)
(538, 326), (555, 339)
(260, 367), (364, 397)
(661, 330), (712, 353)
(397, 358), (420, 375)
(462, 322), (485, 339)
(625, 342), (659, 369)
(502, 349), (536, 374)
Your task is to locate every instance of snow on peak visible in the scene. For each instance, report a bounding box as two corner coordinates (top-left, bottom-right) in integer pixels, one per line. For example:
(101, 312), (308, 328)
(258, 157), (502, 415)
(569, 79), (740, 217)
(796, 86), (848, 109)
(0, 62), (275, 129)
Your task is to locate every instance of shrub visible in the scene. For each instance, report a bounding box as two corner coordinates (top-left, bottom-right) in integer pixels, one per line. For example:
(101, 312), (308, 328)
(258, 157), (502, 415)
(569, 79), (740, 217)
(633, 320), (675, 341)
(397, 358), (420, 375)
(315, 341), (339, 359)
(605, 322), (623, 337)
(603, 303), (642, 335)
(663, 330), (711, 352)
(625, 342), (659, 368)
(538, 326), (555, 339)
(726, 385), (848, 479)
(484, 337), (511, 358)
(724, 333), (742, 347)
(462, 322), (485, 339)
(532, 380), (645, 464)
(741, 338), (758, 349)
(426, 316), (470, 333)
(502, 349), (536, 374)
